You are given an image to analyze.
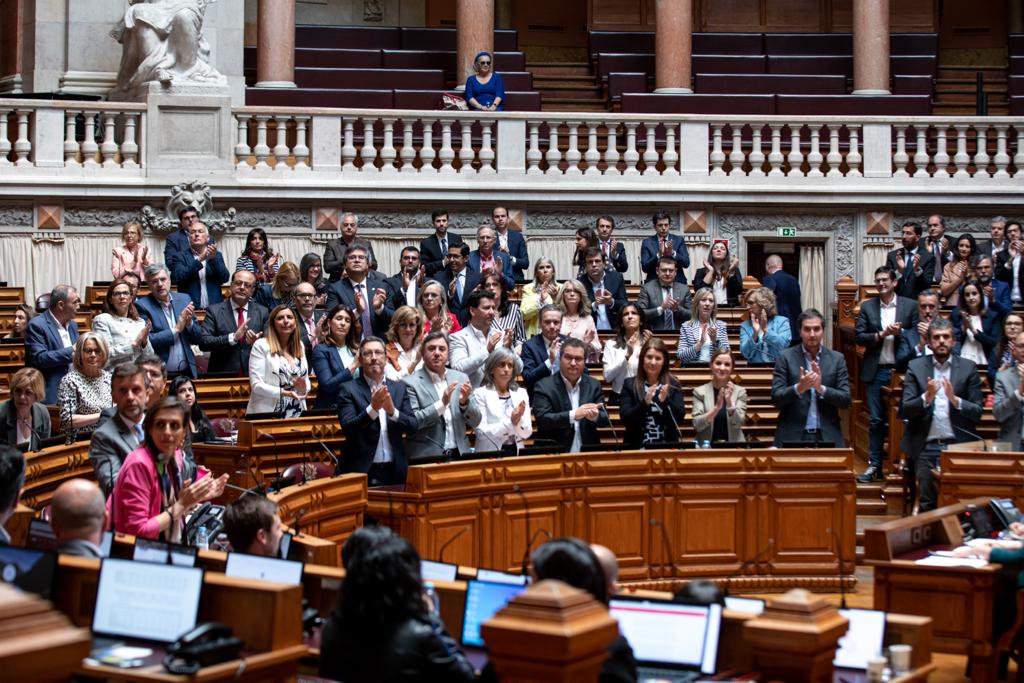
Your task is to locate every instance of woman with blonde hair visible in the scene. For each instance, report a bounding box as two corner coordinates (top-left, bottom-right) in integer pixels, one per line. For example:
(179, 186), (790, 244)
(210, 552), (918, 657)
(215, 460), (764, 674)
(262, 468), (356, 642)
(556, 279), (601, 363)
(0, 368), (51, 450)
(677, 287), (730, 365)
(418, 280), (461, 334)
(111, 219), (152, 279)
(521, 258), (559, 337)
(384, 305), (424, 381)
(57, 332), (113, 439)
(92, 278), (153, 366)
(246, 304), (310, 417)
(692, 348), (748, 444)
(254, 261), (300, 310)
(738, 287), (791, 364)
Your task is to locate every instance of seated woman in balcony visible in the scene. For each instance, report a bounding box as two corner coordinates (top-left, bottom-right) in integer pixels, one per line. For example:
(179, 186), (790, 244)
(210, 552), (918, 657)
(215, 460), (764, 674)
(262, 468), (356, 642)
(952, 280), (1001, 368)
(4, 304), (33, 340)
(694, 239), (743, 307)
(521, 258), (560, 338)
(738, 287), (790, 364)
(111, 220), (152, 280)
(692, 348), (748, 445)
(465, 51), (505, 112)
(556, 280), (601, 364)
(939, 233), (977, 308)
(236, 228), (280, 285)
(0, 368), (51, 451)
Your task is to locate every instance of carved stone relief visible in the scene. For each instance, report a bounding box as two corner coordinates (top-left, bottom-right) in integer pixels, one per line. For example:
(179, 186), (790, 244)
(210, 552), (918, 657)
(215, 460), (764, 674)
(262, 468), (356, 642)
(717, 212), (857, 280)
(0, 206), (37, 227)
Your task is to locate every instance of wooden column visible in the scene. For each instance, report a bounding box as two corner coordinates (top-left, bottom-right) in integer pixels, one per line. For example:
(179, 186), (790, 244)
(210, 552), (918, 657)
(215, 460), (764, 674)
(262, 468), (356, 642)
(256, 0), (296, 88)
(853, 0), (891, 94)
(654, 0), (693, 93)
(456, 0), (494, 89)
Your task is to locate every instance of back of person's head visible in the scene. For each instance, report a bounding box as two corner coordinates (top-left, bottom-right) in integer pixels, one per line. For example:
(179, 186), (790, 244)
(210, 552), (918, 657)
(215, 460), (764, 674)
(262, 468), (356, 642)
(339, 534), (424, 637)
(0, 445), (26, 521)
(222, 496), (278, 555)
(532, 537), (608, 604)
(50, 479), (106, 543)
(341, 524), (394, 569)
(672, 579), (725, 606)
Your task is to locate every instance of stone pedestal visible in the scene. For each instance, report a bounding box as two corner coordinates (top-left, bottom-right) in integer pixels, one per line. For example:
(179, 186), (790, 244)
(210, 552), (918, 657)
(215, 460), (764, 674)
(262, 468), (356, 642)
(143, 85), (235, 174)
(256, 0), (296, 88)
(456, 0), (494, 89)
(655, 0), (693, 93)
(853, 0), (890, 94)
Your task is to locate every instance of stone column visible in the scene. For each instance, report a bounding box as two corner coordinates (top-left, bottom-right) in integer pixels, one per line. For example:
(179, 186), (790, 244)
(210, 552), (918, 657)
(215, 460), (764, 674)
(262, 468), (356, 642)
(852, 0), (890, 94)
(655, 0), (693, 93)
(256, 0), (295, 88)
(456, 0), (494, 90)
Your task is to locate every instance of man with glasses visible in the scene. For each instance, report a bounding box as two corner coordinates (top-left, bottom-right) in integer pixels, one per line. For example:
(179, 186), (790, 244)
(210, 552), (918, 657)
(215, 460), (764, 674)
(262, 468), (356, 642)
(469, 225), (515, 291)
(325, 246), (393, 338)
(25, 284), (81, 404)
(136, 263), (203, 378)
(323, 212), (378, 282)
(993, 331), (1024, 451)
(201, 270), (268, 376)
(973, 255), (1012, 317)
(532, 338), (610, 452)
(292, 282), (324, 360)
(168, 221), (229, 309)
(163, 206), (199, 279)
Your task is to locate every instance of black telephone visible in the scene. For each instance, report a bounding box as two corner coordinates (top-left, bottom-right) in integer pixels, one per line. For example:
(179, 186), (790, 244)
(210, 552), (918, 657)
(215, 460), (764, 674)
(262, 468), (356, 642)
(183, 502), (225, 546)
(989, 498), (1023, 531)
(163, 622), (243, 675)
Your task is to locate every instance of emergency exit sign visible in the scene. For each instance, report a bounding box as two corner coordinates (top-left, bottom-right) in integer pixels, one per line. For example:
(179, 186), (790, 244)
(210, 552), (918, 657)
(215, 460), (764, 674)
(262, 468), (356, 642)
(777, 227), (797, 237)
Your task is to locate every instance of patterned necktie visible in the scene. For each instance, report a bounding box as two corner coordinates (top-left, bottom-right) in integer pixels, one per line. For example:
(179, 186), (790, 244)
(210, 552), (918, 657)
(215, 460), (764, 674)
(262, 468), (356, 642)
(663, 288), (673, 327)
(358, 284), (372, 339)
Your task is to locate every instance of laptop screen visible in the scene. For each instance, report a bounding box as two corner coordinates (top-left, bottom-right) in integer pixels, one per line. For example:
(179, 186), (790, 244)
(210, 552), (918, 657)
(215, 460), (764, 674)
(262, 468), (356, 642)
(608, 598), (722, 675)
(225, 552), (303, 585)
(92, 558), (203, 644)
(475, 568), (528, 586)
(0, 546), (57, 598)
(132, 538), (198, 567)
(834, 608), (886, 670)
(421, 559), (458, 582)
(460, 580), (527, 648)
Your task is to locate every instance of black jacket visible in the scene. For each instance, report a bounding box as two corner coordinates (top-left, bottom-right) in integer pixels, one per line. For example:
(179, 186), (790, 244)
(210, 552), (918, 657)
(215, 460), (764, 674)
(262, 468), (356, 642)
(533, 373), (610, 451)
(619, 379), (686, 448)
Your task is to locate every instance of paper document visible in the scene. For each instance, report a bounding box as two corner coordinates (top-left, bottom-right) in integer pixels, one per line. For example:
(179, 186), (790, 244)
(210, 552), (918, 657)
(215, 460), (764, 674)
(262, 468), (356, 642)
(915, 555), (988, 569)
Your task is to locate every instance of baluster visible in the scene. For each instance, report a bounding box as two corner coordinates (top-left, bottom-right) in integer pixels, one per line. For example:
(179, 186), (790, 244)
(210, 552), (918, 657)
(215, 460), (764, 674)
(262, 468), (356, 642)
(912, 126), (930, 178)
(642, 122), (659, 176)
(99, 113), (118, 168)
(63, 111), (78, 167)
(438, 119), (455, 174)
(727, 124), (744, 176)
(806, 125), (823, 177)
(0, 110), (13, 166)
(622, 122), (640, 176)
(120, 113), (139, 169)
(545, 121), (562, 174)
(786, 124), (803, 176)
(846, 125), (862, 177)
(952, 125), (971, 178)
(399, 118), (416, 172)
(932, 124), (950, 179)
(526, 121), (542, 175)
(708, 124), (726, 176)
(748, 124), (765, 177)
(479, 120), (495, 174)
(11, 110), (29, 167)
(767, 124), (784, 177)
(662, 122), (679, 177)
(293, 117), (310, 170)
(993, 124), (1011, 179)
(420, 120), (436, 172)
(341, 119), (357, 171)
(1013, 125), (1024, 178)
(604, 123), (620, 174)
(565, 120), (583, 175)
(583, 121), (601, 175)
(81, 112), (99, 168)
(825, 125), (842, 177)
(380, 117), (398, 173)
(271, 116), (290, 168)
(234, 114), (251, 169)
(458, 120), (475, 172)
(892, 126), (909, 178)
(361, 118), (379, 171)
(252, 115), (271, 170)
(973, 124), (991, 178)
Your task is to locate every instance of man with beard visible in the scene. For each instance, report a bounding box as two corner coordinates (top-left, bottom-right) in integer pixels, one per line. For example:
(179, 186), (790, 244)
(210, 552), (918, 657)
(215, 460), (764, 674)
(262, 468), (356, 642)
(89, 362), (149, 496)
(886, 221), (936, 299)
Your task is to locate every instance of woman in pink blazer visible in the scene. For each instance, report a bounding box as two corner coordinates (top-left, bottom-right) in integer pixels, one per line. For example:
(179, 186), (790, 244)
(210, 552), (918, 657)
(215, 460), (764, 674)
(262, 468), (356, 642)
(110, 396), (227, 540)
(111, 220), (153, 280)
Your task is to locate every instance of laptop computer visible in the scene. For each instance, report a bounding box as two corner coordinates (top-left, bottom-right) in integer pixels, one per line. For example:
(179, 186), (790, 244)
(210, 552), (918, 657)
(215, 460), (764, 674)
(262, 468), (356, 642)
(132, 538), (198, 567)
(834, 608), (886, 670)
(460, 580), (528, 649)
(0, 546), (57, 598)
(421, 559), (458, 582)
(608, 596), (722, 683)
(475, 569), (528, 586)
(225, 552), (303, 585)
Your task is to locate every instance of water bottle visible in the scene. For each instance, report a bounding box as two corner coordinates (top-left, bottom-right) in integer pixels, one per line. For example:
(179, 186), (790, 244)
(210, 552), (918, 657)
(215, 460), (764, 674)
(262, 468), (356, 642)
(702, 440), (711, 450)
(196, 525), (209, 551)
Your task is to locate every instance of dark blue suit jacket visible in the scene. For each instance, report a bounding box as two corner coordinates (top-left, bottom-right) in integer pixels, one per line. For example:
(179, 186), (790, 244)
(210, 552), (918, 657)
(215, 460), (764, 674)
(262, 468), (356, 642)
(337, 376), (417, 482)
(324, 275), (394, 337)
(979, 279), (1012, 317)
(580, 271), (628, 327)
(168, 249), (230, 309)
(433, 268), (482, 327)
(762, 269), (802, 340)
(468, 250), (515, 291)
(135, 293), (203, 378)
(499, 230), (529, 281)
(163, 229), (191, 283)
(521, 333), (568, 395)
(419, 232), (464, 276)
(640, 234), (689, 283)
(25, 313), (80, 404)
(311, 342), (355, 411)
(951, 308), (1002, 360)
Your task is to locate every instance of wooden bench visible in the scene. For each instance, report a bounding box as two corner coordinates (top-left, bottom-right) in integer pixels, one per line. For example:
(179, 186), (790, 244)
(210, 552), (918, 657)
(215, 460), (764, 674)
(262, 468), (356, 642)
(398, 26), (518, 52)
(295, 24), (401, 50)
(294, 66), (446, 91)
(695, 73), (847, 95)
(775, 94), (932, 116)
(247, 87), (395, 109)
(621, 92), (776, 115)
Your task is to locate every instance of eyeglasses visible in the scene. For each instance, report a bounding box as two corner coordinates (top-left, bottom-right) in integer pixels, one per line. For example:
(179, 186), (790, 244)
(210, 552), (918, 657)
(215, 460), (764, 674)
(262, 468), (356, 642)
(478, 61), (491, 66)
(294, 293), (315, 299)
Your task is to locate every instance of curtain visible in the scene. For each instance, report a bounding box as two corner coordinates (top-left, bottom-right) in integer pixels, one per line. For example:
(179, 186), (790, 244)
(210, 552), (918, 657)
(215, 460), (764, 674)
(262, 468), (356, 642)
(862, 245), (892, 283)
(800, 243), (826, 329)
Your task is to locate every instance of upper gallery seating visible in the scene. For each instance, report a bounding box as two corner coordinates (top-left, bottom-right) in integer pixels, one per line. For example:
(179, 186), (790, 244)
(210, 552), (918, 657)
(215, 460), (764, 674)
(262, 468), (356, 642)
(1009, 34), (1024, 115)
(245, 25), (542, 111)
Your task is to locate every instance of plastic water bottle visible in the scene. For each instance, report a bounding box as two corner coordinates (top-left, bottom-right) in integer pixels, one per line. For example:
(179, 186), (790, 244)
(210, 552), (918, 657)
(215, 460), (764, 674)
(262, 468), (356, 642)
(702, 440), (711, 450)
(196, 525), (209, 550)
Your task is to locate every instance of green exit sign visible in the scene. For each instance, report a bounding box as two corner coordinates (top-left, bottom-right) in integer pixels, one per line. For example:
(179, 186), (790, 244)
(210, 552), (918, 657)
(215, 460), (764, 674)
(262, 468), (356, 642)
(777, 227), (797, 237)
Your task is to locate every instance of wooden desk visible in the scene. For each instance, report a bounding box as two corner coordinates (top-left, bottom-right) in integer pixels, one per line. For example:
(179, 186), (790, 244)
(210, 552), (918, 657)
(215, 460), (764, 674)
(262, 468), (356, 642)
(939, 444), (1024, 509)
(21, 439), (93, 510)
(0, 342), (24, 388)
(268, 474), (368, 567)
(191, 377), (319, 420)
(368, 448), (857, 593)
(78, 646), (308, 682)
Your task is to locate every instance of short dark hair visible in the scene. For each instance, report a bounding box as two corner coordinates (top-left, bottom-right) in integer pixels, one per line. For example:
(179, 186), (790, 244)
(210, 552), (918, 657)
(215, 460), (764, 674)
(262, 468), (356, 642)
(538, 304), (562, 320)
(797, 308), (825, 328)
(421, 330), (449, 349)
(532, 537), (608, 604)
(0, 445), (25, 514)
(466, 289), (496, 311)
(918, 289), (940, 302)
(430, 209), (448, 221)
(449, 242), (470, 258)
(223, 496), (278, 553)
(874, 266), (897, 280)
(136, 351), (165, 373)
(346, 246), (368, 261)
(110, 361), (149, 389)
(902, 221), (923, 237)
(584, 246), (605, 263)
(657, 256), (678, 270)
(360, 336), (386, 353)
(178, 206), (198, 219)
(652, 211), (671, 225)
(928, 317), (954, 338)
(560, 337), (587, 356)
(596, 215), (615, 229)
(400, 246), (419, 258)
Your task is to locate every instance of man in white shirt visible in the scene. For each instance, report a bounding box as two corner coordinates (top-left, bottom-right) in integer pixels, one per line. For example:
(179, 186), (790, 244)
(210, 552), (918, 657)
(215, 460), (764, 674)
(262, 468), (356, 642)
(596, 215), (628, 274)
(324, 246), (393, 338)
(385, 247), (426, 309)
(532, 338), (610, 452)
(25, 284), (81, 404)
(136, 264), (202, 378)
(170, 222), (229, 309)
(449, 290), (511, 388)
(403, 331), (477, 461)
(981, 216), (1008, 260)
(580, 248), (627, 332)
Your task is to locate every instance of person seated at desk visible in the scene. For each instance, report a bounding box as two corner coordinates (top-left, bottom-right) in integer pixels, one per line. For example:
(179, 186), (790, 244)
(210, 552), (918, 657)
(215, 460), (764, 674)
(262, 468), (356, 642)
(533, 338), (610, 453)
(0, 368), (51, 451)
(4, 303), (33, 340)
(50, 478), (107, 558)
(692, 349), (748, 445)
(951, 280), (1001, 368)
(468, 346), (532, 455)
(739, 287), (791, 364)
(620, 338), (686, 449)
(0, 445), (25, 545)
(677, 288), (730, 366)
(992, 331), (1024, 451)
(246, 305), (311, 418)
(171, 376), (215, 458)
(90, 362), (153, 496)
(92, 279), (154, 368)
(953, 522), (1024, 640)
(57, 333), (113, 441)
(319, 533), (477, 683)
(403, 331), (475, 461)
(694, 239), (743, 307)
(601, 304), (650, 405)
(109, 397), (227, 541)
(221, 496), (283, 557)
(311, 304), (361, 412)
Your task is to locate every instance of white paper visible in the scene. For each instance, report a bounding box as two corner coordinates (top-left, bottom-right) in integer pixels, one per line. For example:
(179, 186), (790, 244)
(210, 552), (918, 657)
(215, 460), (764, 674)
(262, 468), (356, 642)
(914, 555), (988, 568)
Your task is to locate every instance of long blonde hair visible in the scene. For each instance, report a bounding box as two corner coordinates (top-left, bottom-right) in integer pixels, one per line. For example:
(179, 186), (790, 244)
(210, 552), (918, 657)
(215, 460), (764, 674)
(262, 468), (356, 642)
(556, 279), (593, 316)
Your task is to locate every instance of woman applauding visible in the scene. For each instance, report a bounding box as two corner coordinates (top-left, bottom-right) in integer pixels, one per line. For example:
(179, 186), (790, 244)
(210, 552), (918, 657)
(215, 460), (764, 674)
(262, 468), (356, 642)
(469, 347), (532, 455)
(111, 220), (152, 280)
(620, 338), (685, 449)
(384, 306), (424, 382)
(602, 304), (650, 404)
(556, 280), (601, 364)
(92, 279), (153, 367)
(738, 287), (790, 364)
(521, 258), (559, 338)
(418, 280), (461, 335)
(312, 304), (361, 411)
(694, 240), (743, 306)
(246, 304), (310, 417)
(677, 288), (730, 366)
(692, 349), (748, 445)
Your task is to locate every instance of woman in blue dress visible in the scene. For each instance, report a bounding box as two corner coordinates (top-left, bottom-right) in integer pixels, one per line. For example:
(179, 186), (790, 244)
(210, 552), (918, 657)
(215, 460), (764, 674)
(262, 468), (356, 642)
(464, 51), (505, 111)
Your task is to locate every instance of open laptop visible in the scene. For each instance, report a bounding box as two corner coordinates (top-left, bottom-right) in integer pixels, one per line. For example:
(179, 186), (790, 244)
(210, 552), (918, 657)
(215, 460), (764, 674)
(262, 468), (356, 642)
(225, 551), (303, 585)
(834, 608), (886, 670)
(475, 568), (528, 586)
(132, 538), (199, 567)
(0, 546), (57, 598)
(421, 559), (458, 582)
(608, 596), (722, 683)
(460, 580), (528, 649)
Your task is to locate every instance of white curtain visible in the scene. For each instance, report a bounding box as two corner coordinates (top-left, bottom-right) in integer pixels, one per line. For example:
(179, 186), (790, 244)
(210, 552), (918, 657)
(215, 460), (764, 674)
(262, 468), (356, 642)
(800, 244), (826, 320)
(862, 245), (892, 283)
(685, 243), (709, 285)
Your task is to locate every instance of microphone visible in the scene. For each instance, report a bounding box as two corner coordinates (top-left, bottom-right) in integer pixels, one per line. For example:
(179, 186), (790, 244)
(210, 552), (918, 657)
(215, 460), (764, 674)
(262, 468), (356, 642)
(101, 457), (117, 534)
(513, 483), (533, 576)
(258, 431), (283, 492)
(723, 538), (775, 597)
(437, 527), (468, 564)
(650, 519), (678, 584)
(287, 427), (313, 487)
(953, 424), (987, 449)
(826, 528), (848, 609)
(598, 400), (619, 447)
(290, 507), (308, 537)
(314, 438), (341, 473)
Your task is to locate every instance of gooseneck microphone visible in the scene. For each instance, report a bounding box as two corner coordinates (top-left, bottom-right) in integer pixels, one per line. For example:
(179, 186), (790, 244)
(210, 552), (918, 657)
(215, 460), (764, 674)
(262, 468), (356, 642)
(315, 438), (341, 473)
(513, 483), (533, 576)
(827, 527), (848, 609)
(258, 432), (283, 492)
(953, 424), (987, 450)
(723, 538), (775, 597)
(521, 527), (553, 577)
(437, 527), (469, 564)
(650, 519), (678, 583)
(101, 458), (117, 534)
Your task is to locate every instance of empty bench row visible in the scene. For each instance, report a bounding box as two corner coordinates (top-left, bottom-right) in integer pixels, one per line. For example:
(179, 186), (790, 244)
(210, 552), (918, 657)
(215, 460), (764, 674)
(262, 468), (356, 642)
(243, 48), (526, 78)
(246, 87), (542, 112)
(609, 73), (932, 101)
(620, 93), (931, 116)
(294, 25), (518, 52)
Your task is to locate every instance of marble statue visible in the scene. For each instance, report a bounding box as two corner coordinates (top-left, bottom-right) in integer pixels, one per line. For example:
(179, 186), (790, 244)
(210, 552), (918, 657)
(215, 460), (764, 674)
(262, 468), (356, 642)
(110, 0), (226, 100)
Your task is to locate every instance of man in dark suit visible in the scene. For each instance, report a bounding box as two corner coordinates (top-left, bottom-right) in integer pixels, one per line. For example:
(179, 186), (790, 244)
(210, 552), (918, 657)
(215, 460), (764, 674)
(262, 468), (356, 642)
(855, 267), (919, 482)
(973, 255), (1013, 317)
(492, 206), (529, 282)
(292, 282), (325, 361)
(993, 330), (1024, 452)
(771, 309), (852, 447)
(50, 479), (107, 558)
(900, 318), (983, 512)
(136, 264), (203, 378)
(324, 246), (393, 338)
(201, 270), (268, 376)
(924, 214), (953, 286)
(996, 220), (1024, 305)
(533, 338), (610, 452)
(433, 243), (481, 327)
(163, 206), (198, 279)
(385, 246), (426, 308)
(167, 222), (229, 309)
(521, 305), (568, 396)
(640, 212), (689, 284)
(979, 216), (1008, 262)
(636, 258), (691, 332)
(25, 284), (81, 404)
(886, 221), (936, 300)
(0, 445), (26, 545)
(89, 362), (148, 495)
(596, 215), (628, 274)
(579, 247), (628, 332)
(469, 225), (515, 291)
(762, 254), (802, 343)
(323, 212), (377, 282)
(337, 337), (418, 486)
(896, 290), (940, 372)
(420, 210), (463, 276)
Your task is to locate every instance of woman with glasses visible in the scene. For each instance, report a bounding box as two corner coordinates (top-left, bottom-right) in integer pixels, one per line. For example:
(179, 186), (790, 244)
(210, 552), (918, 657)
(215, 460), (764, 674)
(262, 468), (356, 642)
(0, 368), (51, 450)
(417, 280), (460, 335)
(464, 51), (505, 112)
(990, 312), (1024, 386)
(92, 279), (153, 366)
(254, 261), (300, 310)
(58, 333), (113, 439)
(521, 258), (560, 338)
(111, 220), (152, 280)
(469, 347), (532, 455)
(384, 306), (424, 382)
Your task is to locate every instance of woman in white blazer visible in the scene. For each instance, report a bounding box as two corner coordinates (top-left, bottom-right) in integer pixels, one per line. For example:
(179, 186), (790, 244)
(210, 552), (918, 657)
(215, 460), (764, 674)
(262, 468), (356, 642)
(468, 346), (532, 454)
(246, 304), (310, 417)
(691, 348), (748, 444)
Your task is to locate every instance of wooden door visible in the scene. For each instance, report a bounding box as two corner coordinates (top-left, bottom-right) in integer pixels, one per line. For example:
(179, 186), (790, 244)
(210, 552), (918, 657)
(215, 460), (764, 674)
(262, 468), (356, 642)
(589, 0), (655, 31)
(702, 0), (825, 32)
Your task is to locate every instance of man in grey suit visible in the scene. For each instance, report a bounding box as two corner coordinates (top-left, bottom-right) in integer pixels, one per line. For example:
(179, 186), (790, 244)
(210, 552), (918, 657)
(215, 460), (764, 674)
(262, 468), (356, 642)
(50, 479), (107, 558)
(200, 269), (268, 375)
(993, 331), (1024, 451)
(402, 331), (479, 461)
(771, 309), (852, 447)
(900, 318), (984, 512)
(89, 362), (149, 495)
(636, 258), (692, 332)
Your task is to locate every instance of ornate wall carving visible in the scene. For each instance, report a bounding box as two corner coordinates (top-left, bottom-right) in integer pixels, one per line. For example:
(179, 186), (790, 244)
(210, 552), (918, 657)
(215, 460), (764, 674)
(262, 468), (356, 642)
(64, 207), (139, 228)
(894, 214), (996, 235)
(0, 206), (35, 227)
(526, 211), (655, 233)
(233, 208), (309, 229)
(717, 212), (857, 280)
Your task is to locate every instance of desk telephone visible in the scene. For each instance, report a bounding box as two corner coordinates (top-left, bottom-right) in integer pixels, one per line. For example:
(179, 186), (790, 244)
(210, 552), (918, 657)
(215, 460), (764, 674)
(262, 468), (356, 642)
(163, 622), (243, 675)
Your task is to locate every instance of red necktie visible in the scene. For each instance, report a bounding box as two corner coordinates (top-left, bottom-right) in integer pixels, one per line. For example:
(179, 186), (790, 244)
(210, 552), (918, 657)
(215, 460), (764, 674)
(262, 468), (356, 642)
(237, 306), (245, 327)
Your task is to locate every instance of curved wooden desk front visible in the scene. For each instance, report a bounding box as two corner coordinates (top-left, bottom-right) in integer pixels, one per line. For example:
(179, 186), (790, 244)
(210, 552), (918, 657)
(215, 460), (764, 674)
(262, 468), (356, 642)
(368, 447), (857, 592)
(267, 474), (368, 566)
(20, 439), (93, 510)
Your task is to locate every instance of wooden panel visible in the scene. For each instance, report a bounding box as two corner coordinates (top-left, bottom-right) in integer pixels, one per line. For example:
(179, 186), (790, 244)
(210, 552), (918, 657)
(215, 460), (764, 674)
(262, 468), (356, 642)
(589, 0), (652, 30)
(426, 0), (456, 27)
(939, 449), (1024, 509)
(21, 441), (93, 511)
(514, 0), (588, 47)
(765, 0), (822, 32)
(890, 0), (937, 33)
(267, 474), (367, 565)
(702, 0), (762, 33)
